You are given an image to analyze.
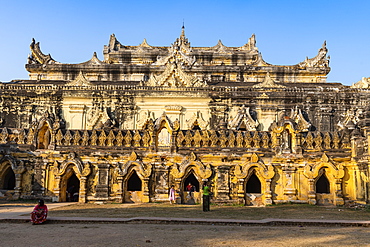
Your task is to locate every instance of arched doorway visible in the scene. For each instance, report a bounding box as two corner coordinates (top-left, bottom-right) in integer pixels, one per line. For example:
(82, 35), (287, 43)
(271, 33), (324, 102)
(66, 173), (80, 202)
(315, 170), (332, 205)
(316, 173), (330, 193)
(1, 166), (15, 190)
(183, 172), (199, 192)
(59, 167), (80, 202)
(246, 173), (261, 193)
(245, 171), (262, 206)
(37, 122), (51, 149)
(182, 170), (200, 204)
(127, 170), (142, 191)
(125, 170), (143, 203)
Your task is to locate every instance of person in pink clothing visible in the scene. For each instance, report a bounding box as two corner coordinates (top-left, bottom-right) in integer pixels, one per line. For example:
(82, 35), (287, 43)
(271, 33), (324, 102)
(169, 185), (176, 204)
(31, 199), (48, 225)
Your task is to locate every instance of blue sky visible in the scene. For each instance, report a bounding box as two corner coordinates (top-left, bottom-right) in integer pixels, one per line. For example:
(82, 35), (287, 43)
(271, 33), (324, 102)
(0, 0), (369, 85)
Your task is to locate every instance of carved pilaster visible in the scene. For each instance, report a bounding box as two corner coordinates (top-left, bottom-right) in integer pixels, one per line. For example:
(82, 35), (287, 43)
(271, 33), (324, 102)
(53, 175), (61, 201)
(95, 163), (110, 200)
(174, 178), (182, 204)
(307, 178), (316, 205)
(237, 178), (245, 205)
(13, 162), (26, 200)
(214, 166), (230, 201)
(282, 165), (297, 201)
(264, 178), (273, 205)
(152, 164), (169, 202)
(334, 178), (344, 205)
(32, 161), (45, 196)
(142, 177), (150, 203)
(79, 176), (88, 203)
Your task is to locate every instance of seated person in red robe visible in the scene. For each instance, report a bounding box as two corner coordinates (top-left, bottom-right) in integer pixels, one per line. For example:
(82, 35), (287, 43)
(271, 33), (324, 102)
(31, 199), (48, 225)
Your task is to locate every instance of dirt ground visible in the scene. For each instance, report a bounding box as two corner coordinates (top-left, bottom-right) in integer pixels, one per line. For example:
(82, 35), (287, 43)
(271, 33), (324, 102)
(0, 222), (369, 247)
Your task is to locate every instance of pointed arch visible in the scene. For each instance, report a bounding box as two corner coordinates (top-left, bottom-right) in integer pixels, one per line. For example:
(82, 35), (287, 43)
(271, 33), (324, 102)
(154, 114), (173, 135)
(59, 164), (80, 202)
(245, 170), (261, 193)
(118, 160), (152, 203)
(127, 169), (142, 191)
(182, 167), (201, 192)
(37, 121), (52, 149)
(316, 170), (330, 193)
(171, 159), (212, 181)
(119, 160), (152, 179)
(0, 166), (15, 190)
(180, 166), (202, 203)
(52, 155), (91, 203)
(122, 164), (145, 203)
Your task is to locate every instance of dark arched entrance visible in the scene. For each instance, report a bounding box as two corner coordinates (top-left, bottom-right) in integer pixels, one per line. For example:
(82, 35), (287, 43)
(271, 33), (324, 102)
(127, 170), (142, 191)
(316, 173), (330, 193)
(125, 170), (143, 203)
(67, 173), (80, 202)
(245, 172), (262, 206)
(184, 172), (199, 192)
(1, 167), (15, 190)
(246, 173), (261, 193)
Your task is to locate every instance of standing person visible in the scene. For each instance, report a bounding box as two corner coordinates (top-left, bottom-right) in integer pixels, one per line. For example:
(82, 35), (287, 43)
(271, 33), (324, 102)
(190, 184), (196, 199)
(202, 182), (210, 212)
(30, 199), (48, 225)
(186, 183), (192, 199)
(67, 185), (75, 202)
(169, 185), (176, 204)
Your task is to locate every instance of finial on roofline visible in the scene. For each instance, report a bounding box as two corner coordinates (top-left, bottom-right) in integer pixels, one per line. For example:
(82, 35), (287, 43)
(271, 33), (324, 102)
(181, 20), (185, 38)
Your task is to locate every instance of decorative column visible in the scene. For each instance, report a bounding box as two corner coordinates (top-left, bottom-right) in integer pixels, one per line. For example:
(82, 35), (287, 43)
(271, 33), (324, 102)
(237, 179), (245, 205)
(293, 133), (303, 155)
(307, 178), (316, 205)
(95, 163), (110, 200)
(152, 164), (169, 202)
(282, 164), (297, 201)
(116, 176), (124, 203)
(334, 178), (344, 205)
(215, 166), (230, 202)
(32, 161), (45, 196)
(53, 175), (61, 201)
(264, 178), (273, 205)
(79, 176), (87, 203)
(141, 177), (150, 203)
(13, 163), (26, 200)
(174, 178), (182, 204)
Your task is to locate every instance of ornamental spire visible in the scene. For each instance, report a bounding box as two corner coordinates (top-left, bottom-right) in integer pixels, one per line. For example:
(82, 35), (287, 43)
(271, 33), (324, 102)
(180, 23), (186, 42)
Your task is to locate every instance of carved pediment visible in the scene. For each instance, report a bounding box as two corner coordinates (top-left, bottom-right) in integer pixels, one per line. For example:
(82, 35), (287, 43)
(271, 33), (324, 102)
(153, 26), (196, 66)
(212, 40), (229, 53)
(252, 72), (285, 88)
(86, 106), (114, 130)
(289, 106), (311, 131)
(337, 108), (362, 130)
(229, 105), (259, 131)
(80, 52), (104, 65)
(66, 71), (93, 87)
(186, 111), (209, 130)
(147, 61), (207, 88)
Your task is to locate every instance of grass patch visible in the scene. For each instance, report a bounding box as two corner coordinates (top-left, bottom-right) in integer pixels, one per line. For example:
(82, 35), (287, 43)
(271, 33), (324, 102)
(46, 202), (370, 221)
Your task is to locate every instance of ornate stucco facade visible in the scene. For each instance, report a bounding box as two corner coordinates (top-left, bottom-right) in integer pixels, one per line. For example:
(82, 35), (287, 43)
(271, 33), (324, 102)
(1, 27), (370, 206)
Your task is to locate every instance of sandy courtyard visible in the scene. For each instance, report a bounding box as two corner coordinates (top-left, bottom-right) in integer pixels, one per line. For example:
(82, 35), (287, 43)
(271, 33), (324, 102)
(0, 222), (369, 247)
